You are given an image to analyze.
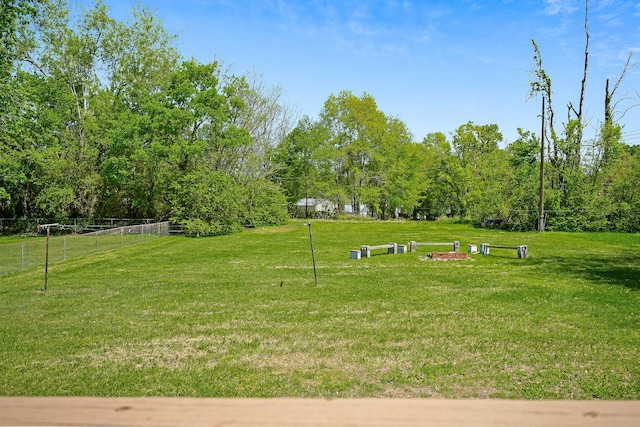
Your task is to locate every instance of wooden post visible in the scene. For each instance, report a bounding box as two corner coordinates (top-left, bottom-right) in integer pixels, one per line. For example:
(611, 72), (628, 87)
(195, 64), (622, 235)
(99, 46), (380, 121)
(39, 223), (59, 292)
(307, 223), (318, 288)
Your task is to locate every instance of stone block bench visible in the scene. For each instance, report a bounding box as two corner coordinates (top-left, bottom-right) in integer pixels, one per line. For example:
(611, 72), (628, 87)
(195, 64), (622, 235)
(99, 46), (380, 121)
(360, 243), (399, 258)
(479, 243), (528, 258)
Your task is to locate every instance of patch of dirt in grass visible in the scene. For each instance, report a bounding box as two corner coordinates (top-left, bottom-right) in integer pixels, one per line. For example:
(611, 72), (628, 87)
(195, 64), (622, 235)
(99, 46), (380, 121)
(71, 336), (232, 369)
(64, 333), (412, 377)
(239, 350), (340, 372)
(230, 333), (414, 380)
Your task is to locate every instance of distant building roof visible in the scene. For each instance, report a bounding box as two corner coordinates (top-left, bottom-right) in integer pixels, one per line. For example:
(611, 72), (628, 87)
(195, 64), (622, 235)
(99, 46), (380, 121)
(295, 198), (320, 207)
(345, 204), (369, 215)
(294, 198), (337, 213)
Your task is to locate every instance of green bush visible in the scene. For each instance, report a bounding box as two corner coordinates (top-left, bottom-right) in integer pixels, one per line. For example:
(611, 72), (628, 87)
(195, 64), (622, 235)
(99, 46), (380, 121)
(169, 171), (243, 235)
(241, 179), (289, 227)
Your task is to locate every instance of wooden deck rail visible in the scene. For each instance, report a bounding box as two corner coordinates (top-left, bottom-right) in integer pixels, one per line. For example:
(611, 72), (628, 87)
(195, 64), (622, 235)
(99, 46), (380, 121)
(1, 397), (638, 426)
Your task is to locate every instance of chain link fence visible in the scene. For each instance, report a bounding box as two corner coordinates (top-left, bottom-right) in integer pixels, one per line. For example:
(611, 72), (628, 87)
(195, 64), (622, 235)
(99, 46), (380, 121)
(0, 218), (159, 234)
(0, 222), (170, 276)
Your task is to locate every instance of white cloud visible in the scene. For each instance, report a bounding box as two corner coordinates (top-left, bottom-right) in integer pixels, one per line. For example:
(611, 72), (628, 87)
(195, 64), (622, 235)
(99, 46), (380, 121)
(347, 20), (388, 37)
(543, 0), (579, 15)
(408, 26), (435, 44)
(597, 12), (623, 27)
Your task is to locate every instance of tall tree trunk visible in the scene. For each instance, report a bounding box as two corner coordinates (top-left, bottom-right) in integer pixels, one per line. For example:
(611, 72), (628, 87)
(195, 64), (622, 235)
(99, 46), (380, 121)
(568, 0), (589, 167)
(576, 0), (589, 163)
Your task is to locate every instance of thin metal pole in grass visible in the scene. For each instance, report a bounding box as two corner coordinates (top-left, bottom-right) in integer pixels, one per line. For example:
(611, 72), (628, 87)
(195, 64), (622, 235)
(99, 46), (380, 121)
(307, 222), (318, 287)
(38, 223), (59, 292)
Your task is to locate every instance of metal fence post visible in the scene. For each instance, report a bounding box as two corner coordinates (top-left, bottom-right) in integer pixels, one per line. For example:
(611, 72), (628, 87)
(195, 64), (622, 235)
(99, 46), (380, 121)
(44, 227), (50, 292)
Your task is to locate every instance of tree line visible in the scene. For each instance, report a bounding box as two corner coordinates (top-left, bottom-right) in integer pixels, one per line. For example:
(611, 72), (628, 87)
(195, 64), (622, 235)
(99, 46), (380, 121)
(2, 0), (639, 233)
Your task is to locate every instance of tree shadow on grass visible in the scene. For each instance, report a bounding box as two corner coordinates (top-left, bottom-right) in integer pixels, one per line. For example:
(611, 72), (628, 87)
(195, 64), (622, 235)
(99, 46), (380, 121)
(531, 253), (640, 291)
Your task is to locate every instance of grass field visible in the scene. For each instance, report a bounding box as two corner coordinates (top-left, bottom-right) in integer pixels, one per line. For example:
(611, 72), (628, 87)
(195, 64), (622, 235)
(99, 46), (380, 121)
(1, 220), (639, 399)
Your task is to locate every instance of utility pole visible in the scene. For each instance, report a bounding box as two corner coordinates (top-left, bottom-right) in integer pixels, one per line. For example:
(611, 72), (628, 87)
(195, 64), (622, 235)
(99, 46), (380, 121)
(538, 97), (546, 232)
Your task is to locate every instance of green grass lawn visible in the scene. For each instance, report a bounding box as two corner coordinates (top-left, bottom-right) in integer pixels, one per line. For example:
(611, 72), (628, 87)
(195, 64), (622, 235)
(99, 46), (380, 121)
(1, 220), (638, 398)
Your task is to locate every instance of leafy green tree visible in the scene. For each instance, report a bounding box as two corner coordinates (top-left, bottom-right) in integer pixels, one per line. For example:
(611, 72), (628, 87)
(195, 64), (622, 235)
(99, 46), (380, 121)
(315, 90), (421, 218)
(160, 60), (248, 172)
(318, 91), (385, 214)
(504, 129), (541, 230)
(450, 122), (509, 222)
(415, 132), (462, 219)
(6, 0), (178, 219)
(1, 0), (43, 218)
(240, 179), (289, 227)
(148, 60), (286, 230)
(0, 0), (37, 69)
(273, 116), (326, 210)
(373, 117), (424, 218)
(0, 62), (79, 219)
(603, 145), (640, 232)
(579, 121), (635, 232)
(1, 0), (291, 233)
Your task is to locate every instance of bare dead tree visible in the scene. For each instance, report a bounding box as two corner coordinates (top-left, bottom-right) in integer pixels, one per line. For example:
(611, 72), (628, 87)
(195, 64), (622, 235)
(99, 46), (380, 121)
(606, 51), (637, 123)
(578, 0), (589, 124)
(566, 0), (590, 166)
(232, 70), (299, 181)
(529, 39), (557, 160)
(587, 52), (637, 188)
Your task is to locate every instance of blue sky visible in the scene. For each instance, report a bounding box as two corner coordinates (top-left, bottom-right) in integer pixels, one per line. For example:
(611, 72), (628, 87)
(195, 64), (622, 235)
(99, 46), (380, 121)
(79, 0), (640, 145)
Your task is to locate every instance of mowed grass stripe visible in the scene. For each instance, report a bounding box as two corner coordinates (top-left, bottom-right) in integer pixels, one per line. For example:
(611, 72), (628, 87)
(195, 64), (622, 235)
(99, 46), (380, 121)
(1, 220), (638, 398)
